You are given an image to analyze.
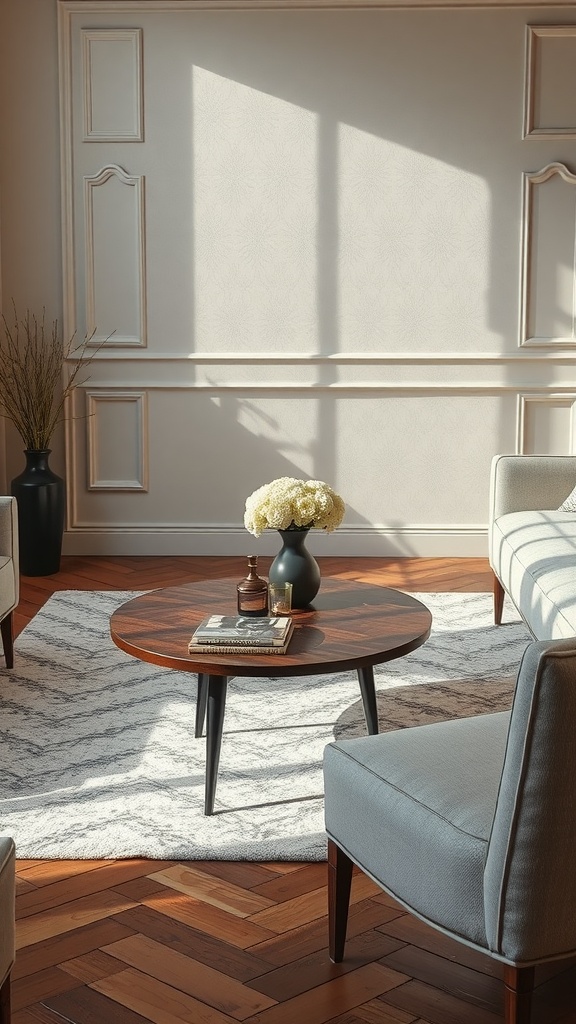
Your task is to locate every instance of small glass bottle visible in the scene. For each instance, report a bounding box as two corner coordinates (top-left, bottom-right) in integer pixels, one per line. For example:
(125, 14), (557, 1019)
(237, 555), (269, 617)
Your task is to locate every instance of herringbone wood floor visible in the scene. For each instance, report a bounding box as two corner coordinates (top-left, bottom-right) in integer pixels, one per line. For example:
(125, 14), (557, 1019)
(9, 556), (576, 1023)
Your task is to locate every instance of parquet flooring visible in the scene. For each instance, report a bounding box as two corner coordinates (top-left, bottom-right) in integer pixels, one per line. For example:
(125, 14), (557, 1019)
(8, 556), (576, 1023)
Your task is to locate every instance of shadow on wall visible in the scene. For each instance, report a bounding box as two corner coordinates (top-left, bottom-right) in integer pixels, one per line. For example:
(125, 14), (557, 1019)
(144, 388), (420, 558)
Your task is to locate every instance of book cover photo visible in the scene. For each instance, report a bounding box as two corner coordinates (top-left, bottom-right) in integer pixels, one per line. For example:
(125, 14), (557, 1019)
(190, 615), (292, 647)
(188, 615), (294, 656)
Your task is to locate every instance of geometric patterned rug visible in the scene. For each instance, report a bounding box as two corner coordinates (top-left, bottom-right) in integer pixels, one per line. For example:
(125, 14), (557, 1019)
(0, 590), (530, 861)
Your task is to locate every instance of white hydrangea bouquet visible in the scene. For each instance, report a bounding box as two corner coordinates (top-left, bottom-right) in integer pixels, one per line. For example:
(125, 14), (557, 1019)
(244, 477), (345, 537)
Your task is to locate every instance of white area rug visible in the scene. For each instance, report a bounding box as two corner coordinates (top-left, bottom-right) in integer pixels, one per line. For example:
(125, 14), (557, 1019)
(1, 590), (530, 861)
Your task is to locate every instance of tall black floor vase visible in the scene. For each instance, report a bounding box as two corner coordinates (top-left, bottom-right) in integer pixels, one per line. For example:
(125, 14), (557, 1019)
(11, 450), (65, 576)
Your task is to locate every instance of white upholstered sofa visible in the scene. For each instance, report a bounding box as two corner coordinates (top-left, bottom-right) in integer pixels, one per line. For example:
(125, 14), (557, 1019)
(489, 455), (576, 640)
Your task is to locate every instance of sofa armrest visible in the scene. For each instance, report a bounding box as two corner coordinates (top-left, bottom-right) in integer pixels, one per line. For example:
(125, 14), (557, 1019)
(0, 498), (19, 597)
(489, 455), (576, 521)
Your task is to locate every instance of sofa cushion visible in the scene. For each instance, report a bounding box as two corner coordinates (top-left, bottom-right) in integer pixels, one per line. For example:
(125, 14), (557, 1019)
(491, 511), (576, 639)
(558, 482), (576, 512)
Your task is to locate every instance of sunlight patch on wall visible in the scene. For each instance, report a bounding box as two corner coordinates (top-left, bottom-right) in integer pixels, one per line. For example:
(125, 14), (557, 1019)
(192, 67), (317, 353)
(337, 123), (493, 352)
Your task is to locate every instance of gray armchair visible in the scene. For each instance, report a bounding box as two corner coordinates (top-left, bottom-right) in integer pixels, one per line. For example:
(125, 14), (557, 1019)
(324, 639), (576, 1024)
(0, 839), (14, 1023)
(0, 498), (18, 669)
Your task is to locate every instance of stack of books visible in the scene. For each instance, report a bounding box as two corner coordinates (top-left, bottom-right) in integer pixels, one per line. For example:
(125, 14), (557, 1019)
(188, 615), (294, 655)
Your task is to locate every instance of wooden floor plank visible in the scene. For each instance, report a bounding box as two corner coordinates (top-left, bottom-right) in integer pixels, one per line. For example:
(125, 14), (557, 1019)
(382, 979), (501, 1024)
(13, 917), (137, 980)
(16, 860), (172, 918)
(378, 915), (502, 978)
(147, 864), (275, 918)
(11, 964), (85, 1011)
(60, 948), (130, 983)
(91, 966), (240, 1024)
(140, 890), (277, 948)
(248, 900), (405, 967)
(240, 963), (408, 1024)
(381, 946), (501, 1013)
(15, 891), (138, 950)
(45, 984), (153, 1023)
(13, 1006), (80, 1024)
(111, 904), (277, 981)
(246, 929), (407, 1002)
(101, 933), (278, 1018)
(334, 1003), (417, 1023)
(251, 863), (328, 902)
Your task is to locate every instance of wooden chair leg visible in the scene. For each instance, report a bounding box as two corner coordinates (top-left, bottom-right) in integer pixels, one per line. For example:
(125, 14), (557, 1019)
(0, 970), (11, 1024)
(0, 613), (13, 669)
(328, 838), (354, 963)
(503, 964), (534, 1024)
(493, 573), (505, 626)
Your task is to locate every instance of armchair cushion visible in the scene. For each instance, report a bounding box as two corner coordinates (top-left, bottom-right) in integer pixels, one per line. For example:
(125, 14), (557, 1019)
(324, 711), (510, 948)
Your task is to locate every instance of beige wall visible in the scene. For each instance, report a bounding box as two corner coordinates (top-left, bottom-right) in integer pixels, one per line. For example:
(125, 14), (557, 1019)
(0, 0), (64, 487)
(2, 1), (576, 556)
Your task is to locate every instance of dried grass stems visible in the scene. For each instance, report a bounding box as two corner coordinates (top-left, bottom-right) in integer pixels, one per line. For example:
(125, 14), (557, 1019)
(0, 307), (106, 451)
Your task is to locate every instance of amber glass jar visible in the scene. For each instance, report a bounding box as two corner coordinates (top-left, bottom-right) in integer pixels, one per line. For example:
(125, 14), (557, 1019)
(237, 555), (269, 616)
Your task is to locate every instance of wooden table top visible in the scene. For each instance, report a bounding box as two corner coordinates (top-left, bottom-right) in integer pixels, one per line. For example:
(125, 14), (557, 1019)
(110, 577), (432, 678)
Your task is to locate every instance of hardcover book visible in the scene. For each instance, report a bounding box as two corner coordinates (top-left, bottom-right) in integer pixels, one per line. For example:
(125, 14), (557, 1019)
(188, 634), (292, 656)
(188, 615), (293, 654)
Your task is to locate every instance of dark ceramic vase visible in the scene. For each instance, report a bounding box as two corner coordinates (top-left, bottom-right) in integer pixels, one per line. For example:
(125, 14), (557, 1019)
(268, 528), (321, 608)
(11, 449), (65, 576)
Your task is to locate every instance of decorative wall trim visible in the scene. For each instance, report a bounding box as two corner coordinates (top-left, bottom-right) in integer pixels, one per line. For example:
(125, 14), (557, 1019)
(517, 391), (576, 454)
(82, 28), (143, 141)
(83, 164), (147, 347)
(68, 350), (576, 364)
(67, 381), (576, 394)
(519, 162), (576, 348)
(524, 26), (576, 140)
(85, 390), (149, 490)
(58, 6), (77, 343)
(58, 1), (576, 13)
(63, 524), (489, 558)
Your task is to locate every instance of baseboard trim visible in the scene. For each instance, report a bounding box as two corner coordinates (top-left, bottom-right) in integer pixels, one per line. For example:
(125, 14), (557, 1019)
(63, 526), (489, 558)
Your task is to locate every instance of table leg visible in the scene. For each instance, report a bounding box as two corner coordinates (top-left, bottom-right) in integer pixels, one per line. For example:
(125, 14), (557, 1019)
(357, 665), (379, 735)
(195, 673), (208, 738)
(205, 675), (228, 816)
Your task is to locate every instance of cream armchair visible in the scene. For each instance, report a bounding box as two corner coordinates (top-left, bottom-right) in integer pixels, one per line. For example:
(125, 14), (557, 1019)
(0, 498), (19, 669)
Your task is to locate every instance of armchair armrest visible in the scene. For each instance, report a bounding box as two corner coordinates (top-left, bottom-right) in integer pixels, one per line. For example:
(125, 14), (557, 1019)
(489, 455), (576, 521)
(0, 497), (19, 599)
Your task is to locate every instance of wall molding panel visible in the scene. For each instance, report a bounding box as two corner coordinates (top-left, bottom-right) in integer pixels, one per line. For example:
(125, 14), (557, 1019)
(85, 389), (149, 492)
(524, 26), (576, 140)
(81, 28), (143, 141)
(83, 164), (147, 347)
(517, 391), (576, 454)
(520, 162), (576, 348)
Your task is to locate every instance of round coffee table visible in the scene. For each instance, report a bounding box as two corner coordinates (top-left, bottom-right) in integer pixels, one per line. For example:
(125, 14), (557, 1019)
(110, 577), (431, 814)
